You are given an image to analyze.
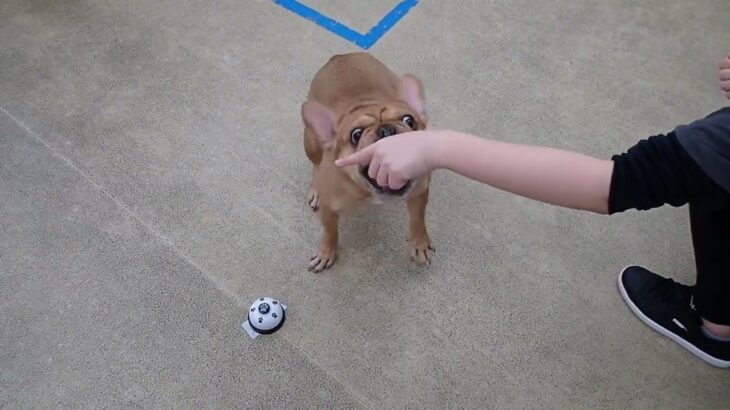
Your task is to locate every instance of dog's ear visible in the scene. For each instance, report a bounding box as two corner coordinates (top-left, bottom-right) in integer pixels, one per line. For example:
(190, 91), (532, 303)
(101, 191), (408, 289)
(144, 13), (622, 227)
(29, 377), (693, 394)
(399, 74), (426, 117)
(302, 100), (337, 149)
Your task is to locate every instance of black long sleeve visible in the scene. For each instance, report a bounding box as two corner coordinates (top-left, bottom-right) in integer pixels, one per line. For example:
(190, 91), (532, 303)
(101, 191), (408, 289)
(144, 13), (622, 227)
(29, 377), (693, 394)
(608, 132), (720, 214)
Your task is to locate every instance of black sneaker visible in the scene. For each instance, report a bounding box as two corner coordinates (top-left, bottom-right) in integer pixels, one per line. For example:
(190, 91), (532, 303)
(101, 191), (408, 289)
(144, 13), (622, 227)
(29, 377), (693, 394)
(617, 265), (730, 368)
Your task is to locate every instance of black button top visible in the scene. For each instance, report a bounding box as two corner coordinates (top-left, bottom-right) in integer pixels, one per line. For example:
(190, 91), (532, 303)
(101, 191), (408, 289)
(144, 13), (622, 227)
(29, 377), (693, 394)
(258, 303), (270, 314)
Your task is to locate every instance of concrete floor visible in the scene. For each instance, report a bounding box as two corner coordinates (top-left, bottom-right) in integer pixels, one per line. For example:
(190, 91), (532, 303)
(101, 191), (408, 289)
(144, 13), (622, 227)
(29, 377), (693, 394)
(1, 0), (729, 408)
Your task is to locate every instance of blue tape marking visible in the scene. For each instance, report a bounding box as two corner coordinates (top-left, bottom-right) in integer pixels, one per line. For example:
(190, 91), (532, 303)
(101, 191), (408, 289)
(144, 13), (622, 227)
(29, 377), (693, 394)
(273, 0), (419, 49)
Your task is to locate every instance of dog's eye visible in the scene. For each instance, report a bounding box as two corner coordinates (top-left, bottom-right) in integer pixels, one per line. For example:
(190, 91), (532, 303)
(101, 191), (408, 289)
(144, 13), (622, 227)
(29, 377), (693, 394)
(350, 128), (364, 144)
(403, 115), (417, 130)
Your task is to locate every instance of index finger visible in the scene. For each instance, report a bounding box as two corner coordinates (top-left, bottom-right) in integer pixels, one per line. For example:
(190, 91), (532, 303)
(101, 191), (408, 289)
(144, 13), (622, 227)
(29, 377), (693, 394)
(335, 145), (374, 167)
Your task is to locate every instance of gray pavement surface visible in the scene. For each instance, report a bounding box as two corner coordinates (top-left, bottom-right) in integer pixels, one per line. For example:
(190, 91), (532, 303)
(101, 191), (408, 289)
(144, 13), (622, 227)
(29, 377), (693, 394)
(1, 0), (729, 408)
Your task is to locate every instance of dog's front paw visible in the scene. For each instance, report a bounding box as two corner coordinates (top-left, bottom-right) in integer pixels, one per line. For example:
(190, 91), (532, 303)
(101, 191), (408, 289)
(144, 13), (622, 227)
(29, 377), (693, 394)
(309, 246), (336, 272)
(408, 235), (434, 267)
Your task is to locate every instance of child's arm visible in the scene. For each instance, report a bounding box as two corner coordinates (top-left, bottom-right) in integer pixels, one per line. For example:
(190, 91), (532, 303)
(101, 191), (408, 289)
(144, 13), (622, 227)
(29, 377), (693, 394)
(433, 132), (613, 213)
(336, 130), (613, 214)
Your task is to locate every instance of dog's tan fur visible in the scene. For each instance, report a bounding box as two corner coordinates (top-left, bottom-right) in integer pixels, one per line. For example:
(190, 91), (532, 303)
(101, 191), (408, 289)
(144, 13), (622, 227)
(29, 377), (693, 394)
(301, 52), (433, 272)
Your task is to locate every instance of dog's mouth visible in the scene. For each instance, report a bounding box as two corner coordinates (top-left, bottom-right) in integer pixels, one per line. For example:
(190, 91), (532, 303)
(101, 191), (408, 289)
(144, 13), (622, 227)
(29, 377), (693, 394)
(360, 165), (412, 197)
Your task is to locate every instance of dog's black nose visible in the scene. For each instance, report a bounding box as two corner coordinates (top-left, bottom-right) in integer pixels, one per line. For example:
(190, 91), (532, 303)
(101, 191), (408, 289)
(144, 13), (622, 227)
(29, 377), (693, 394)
(378, 125), (397, 139)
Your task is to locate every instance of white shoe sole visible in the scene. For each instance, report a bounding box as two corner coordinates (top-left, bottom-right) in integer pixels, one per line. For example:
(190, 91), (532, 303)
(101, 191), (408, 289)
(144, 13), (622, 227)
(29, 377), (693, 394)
(617, 266), (730, 368)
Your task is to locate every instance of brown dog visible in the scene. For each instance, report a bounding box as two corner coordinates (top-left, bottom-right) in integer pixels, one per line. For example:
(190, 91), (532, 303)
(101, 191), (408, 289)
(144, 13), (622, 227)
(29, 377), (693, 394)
(301, 52), (433, 272)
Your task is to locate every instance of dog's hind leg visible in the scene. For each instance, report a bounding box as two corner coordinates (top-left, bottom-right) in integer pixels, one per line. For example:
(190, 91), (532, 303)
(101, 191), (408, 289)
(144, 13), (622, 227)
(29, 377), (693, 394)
(307, 167), (320, 211)
(303, 127), (322, 211)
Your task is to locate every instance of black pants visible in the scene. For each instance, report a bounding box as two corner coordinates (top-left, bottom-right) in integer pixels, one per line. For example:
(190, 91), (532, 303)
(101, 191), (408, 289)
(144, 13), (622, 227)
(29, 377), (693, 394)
(610, 132), (730, 325)
(690, 190), (730, 325)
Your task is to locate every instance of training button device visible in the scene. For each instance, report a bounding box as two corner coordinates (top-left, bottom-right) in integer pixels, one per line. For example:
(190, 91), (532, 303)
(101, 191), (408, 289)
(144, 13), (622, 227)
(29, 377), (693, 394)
(241, 297), (287, 339)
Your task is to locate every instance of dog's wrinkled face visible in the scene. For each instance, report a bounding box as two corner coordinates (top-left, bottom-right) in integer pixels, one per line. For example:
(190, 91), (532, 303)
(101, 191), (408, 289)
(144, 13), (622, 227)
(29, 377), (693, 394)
(335, 102), (424, 197)
(302, 74), (427, 198)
